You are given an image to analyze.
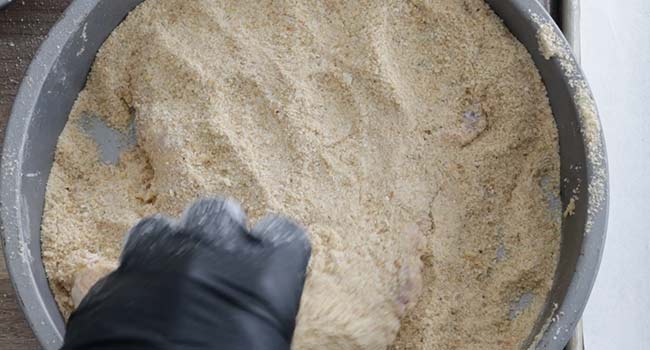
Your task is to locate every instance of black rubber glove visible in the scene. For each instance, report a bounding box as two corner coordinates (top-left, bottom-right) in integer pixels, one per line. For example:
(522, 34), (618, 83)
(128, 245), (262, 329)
(61, 198), (311, 350)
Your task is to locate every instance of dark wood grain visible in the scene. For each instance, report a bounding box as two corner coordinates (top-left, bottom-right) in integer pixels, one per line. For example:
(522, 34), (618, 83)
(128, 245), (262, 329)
(0, 257), (39, 348)
(1, 1), (71, 348)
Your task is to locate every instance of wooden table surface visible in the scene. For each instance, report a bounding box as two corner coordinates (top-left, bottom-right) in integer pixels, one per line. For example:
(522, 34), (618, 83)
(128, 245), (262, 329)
(1, 1), (72, 348)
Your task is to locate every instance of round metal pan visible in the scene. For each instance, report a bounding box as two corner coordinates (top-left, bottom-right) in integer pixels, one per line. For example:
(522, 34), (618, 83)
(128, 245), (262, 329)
(0, 0), (13, 10)
(0, 0), (608, 349)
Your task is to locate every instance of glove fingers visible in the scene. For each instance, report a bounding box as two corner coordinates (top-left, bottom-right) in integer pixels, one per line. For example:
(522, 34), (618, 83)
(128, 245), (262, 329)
(180, 197), (249, 246)
(250, 215), (311, 333)
(250, 215), (311, 275)
(122, 214), (177, 257)
(120, 214), (178, 266)
(250, 215), (309, 249)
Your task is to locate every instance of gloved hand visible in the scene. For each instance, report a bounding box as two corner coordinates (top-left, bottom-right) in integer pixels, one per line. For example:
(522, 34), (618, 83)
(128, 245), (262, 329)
(61, 198), (311, 350)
